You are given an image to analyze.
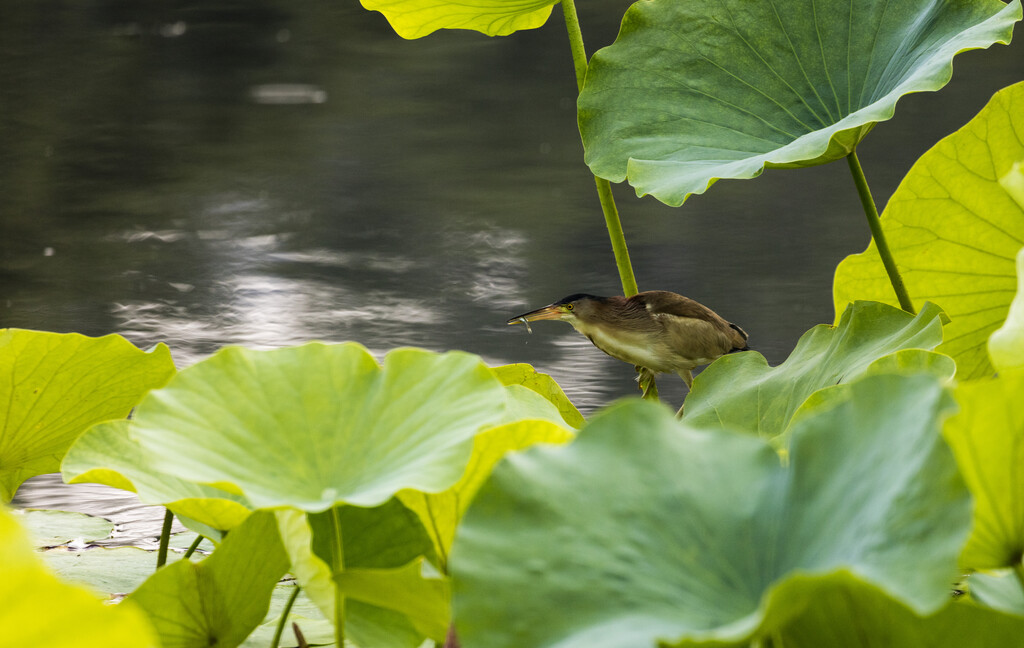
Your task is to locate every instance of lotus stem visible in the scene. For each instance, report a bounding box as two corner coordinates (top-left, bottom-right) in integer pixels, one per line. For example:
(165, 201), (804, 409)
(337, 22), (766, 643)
(330, 507), (346, 647)
(183, 533), (204, 559)
(156, 508), (174, 569)
(560, 0), (656, 398)
(271, 584), (302, 648)
(846, 151), (915, 314)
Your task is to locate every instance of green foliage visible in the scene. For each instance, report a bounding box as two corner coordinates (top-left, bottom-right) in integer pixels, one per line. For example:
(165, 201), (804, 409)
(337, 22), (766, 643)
(62, 419), (251, 532)
(0, 505), (159, 647)
(578, 0), (1021, 205)
(945, 374), (1024, 570)
(989, 247), (1024, 373)
(20, 509), (113, 547)
(834, 81), (1024, 379)
(127, 511), (289, 648)
(451, 374), (969, 647)
(682, 300), (947, 441)
(126, 343), (508, 511)
(277, 500), (448, 647)
(0, 329), (175, 501)
(359, 0), (556, 38)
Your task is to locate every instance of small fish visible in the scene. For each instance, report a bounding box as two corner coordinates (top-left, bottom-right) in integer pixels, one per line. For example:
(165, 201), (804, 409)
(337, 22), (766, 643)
(517, 317), (533, 334)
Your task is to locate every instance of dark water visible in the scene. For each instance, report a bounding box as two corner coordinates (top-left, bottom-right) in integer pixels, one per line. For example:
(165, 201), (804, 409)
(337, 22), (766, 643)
(3, 2), (1022, 539)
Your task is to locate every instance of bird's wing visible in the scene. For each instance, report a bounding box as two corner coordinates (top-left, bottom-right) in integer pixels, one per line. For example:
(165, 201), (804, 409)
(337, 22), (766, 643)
(636, 291), (748, 351)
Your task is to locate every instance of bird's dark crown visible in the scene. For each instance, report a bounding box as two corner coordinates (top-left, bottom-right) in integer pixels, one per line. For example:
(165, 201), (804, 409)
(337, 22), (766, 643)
(554, 293), (608, 305)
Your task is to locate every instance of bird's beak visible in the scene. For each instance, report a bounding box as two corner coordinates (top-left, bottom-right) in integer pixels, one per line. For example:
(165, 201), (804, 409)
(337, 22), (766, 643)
(507, 304), (566, 325)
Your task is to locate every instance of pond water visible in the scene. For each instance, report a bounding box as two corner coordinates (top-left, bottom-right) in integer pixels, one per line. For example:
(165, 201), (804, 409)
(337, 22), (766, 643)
(3, 3), (1022, 542)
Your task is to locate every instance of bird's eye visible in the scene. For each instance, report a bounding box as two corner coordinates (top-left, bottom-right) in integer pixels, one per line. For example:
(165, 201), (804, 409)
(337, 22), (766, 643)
(566, 303), (574, 311)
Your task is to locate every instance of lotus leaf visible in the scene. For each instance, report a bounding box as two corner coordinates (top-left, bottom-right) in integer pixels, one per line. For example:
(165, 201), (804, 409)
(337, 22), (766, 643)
(62, 419), (251, 531)
(0, 505), (158, 647)
(945, 374), (1024, 570)
(277, 498), (445, 648)
(578, 0), (1021, 205)
(399, 419), (573, 569)
(63, 346), (572, 537)
(0, 329), (175, 501)
(760, 580), (1024, 648)
(834, 81), (1024, 379)
(42, 546), (173, 596)
(989, 247), (1024, 373)
(682, 300), (945, 441)
(359, 0), (556, 39)
(968, 570), (1024, 616)
(451, 374), (968, 647)
(493, 363), (584, 428)
(21, 509), (113, 547)
(124, 343), (510, 511)
(127, 510), (289, 648)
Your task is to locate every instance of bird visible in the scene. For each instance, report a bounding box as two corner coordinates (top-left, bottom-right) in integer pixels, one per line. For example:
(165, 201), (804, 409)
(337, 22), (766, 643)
(508, 291), (749, 410)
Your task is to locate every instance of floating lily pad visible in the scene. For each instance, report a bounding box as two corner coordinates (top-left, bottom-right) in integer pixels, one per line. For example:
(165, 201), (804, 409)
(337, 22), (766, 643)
(578, 0), (1021, 205)
(834, 81), (1024, 379)
(0, 506), (158, 646)
(0, 329), (175, 501)
(682, 300), (946, 441)
(452, 374), (968, 646)
(21, 509), (113, 547)
(41, 545), (164, 596)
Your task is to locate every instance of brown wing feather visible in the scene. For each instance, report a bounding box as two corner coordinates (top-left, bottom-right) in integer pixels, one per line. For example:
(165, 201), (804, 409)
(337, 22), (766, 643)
(632, 291), (748, 351)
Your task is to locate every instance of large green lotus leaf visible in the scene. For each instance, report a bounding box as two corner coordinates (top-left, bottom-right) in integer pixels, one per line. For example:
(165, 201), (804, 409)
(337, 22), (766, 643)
(944, 374), (1024, 570)
(278, 498), (445, 648)
(0, 329), (175, 501)
(398, 419), (573, 570)
(577, 0), (1021, 206)
(989, 247), (1024, 373)
(493, 363), (584, 428)
(451, 374), (968, 647)
(129, 343), (508, 511)
(0, 506), (158, 647)
(834, 82), (1024, 379)
(63, 420), (252, 531)
(681, 300), (945, 440)
(359, 0), (555, 39)
(62, 419), (252, 531)
(127, 510), (289, 648)
(757, 579), (1024, 648)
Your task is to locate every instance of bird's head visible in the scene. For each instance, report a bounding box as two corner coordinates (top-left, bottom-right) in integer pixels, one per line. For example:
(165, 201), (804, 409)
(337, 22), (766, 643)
(507, 294), (607, 328)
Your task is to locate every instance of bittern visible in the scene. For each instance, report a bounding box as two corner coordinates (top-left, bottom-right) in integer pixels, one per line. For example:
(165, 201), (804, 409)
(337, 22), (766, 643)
(508, 291), (749, 408)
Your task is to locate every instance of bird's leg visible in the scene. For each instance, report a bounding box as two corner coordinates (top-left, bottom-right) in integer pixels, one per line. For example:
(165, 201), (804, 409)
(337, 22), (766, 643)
(636, 366), (658, 400)
(675, 369), (694, 418)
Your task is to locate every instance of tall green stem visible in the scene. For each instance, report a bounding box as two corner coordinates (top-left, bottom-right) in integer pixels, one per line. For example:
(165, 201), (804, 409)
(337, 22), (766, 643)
(271, 584), (303, 648)
(560, 0), (639, 299)
(846, 151), (915, 314)
(561, 0), (653, 398)
(330, 507), (346, 647)
(156, 508), (174, 569)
